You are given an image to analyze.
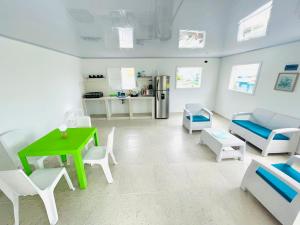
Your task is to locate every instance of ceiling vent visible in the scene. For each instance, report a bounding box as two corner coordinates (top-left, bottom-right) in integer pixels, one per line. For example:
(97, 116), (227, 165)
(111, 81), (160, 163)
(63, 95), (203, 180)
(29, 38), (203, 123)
(68, 9), (94, 23)
(81, 36), (102, 42)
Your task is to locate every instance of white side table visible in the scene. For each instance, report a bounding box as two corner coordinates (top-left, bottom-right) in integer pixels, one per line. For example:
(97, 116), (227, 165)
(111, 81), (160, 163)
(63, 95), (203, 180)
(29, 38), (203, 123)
(200, 128), (246, 162)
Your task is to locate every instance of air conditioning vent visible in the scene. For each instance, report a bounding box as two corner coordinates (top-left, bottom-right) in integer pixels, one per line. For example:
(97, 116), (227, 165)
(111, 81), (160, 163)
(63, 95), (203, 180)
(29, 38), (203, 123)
(81, 36), (102, 42)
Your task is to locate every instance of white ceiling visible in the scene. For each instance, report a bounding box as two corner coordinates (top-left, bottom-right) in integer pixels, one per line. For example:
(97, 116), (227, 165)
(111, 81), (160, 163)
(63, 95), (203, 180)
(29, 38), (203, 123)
(0, 0), (299, 58)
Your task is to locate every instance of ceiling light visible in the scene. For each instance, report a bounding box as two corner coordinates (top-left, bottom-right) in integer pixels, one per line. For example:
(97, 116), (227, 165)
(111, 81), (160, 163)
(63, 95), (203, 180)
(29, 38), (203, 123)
(118, 27), (133, 48)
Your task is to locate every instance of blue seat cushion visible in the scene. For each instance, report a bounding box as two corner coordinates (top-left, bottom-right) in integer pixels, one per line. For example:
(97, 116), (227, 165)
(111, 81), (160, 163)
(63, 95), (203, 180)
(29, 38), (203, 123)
(186, 115), (210, 122)
(232, 120), (289, 140)
(256, 167), (298, 202)
(273, 163), (300, 183)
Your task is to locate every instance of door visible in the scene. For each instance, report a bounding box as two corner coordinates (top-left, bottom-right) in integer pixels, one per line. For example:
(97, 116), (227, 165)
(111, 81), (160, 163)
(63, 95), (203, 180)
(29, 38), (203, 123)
(155, 76), (169, 91)
(155, 90), (169, 118)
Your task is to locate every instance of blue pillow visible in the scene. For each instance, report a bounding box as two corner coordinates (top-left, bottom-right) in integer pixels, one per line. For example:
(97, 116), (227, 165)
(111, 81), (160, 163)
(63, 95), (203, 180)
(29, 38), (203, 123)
(273, 163), (300, 183)
(232, 120), (289, 140)
(256, 167), (298, 202)
(186, 115), (209, 122)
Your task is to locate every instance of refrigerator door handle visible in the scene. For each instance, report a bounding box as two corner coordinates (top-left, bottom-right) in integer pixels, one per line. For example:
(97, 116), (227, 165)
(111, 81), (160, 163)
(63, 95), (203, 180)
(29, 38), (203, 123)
(156, 78), (159, 90)
(156, 91), (160, 101)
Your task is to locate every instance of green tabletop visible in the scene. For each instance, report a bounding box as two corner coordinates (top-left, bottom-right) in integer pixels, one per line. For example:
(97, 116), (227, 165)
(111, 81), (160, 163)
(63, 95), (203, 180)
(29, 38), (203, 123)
(18, 128), (99, 189)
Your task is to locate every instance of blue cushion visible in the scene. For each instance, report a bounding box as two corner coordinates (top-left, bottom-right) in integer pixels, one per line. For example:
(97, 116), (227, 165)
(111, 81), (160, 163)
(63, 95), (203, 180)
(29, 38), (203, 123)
(273, 163), (300, 183)
(186, 115), (210, 122)
(232, 120), (289, 140)
(256, 167), (298, 202)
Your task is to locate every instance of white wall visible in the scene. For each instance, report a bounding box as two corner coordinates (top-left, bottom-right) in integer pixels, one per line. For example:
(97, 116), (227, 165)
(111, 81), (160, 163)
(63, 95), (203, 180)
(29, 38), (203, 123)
(81, 58), (220, 112)
(215, 41), (300, 119)
(0, 36), (82, 168)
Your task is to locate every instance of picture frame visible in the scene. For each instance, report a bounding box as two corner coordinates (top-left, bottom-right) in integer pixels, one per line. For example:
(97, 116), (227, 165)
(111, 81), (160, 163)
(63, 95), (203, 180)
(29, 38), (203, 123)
(274, 72), (299, 92)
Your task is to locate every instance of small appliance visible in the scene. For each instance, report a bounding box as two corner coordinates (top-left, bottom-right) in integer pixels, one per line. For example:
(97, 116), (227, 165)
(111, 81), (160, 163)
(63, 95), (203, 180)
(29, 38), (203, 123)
(83, 92), (103, 98)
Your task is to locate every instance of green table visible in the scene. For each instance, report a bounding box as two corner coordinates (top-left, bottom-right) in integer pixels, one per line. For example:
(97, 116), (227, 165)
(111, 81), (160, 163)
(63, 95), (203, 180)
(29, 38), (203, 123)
(18, 128), (99, 189)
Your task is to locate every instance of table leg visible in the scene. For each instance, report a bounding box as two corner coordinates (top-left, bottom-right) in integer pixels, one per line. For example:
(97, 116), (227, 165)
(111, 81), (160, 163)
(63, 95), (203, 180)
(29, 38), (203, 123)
(18, 153), (32, 175)
(216, 149), (223, 162)
(239, 144), (246, 161)
(60, 155), (67, 162)
(72, 151), (87, 189)
(94, 130), (99, 146)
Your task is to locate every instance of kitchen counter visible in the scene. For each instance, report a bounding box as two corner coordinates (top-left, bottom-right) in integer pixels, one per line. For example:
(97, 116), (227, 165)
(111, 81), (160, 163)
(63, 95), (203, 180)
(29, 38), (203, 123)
(82, 96), (155, 120)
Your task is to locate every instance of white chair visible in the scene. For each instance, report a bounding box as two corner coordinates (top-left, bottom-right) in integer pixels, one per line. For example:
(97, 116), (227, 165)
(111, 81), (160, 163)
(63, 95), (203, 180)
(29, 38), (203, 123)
(64, 109), (91, 128)
(0, 168), (75, 225)
(83, 127), (117, 184)
(0, 130), (49, 169)
(62, 109), (93, 165)
(241, 156), (300, 225)
(182, 104), (213, 134)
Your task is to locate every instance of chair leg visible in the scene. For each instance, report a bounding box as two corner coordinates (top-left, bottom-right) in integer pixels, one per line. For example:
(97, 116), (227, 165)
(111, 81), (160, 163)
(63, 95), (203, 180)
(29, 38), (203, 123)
(62, 169), (75, 191)
(12, 196), (19, 225)
(109, 152), (118, 165)
(100, 159), (113, 184)
(189, 129), (192, 134)
(40, 191), (58, 225)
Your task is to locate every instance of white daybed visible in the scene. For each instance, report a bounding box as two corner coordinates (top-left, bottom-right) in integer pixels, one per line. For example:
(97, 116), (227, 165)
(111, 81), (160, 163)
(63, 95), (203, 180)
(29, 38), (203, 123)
(229, 108), (300, 156)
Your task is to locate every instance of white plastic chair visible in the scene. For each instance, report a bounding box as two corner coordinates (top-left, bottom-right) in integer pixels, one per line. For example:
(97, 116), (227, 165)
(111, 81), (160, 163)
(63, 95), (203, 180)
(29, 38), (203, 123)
(62, 109), (93, 165)
(83, 127), (117, 184)
(182, 104), (213, 134)
(64, 109), (91, 128)
(0, 130), (49, 169)
(0, 168), (75, 225)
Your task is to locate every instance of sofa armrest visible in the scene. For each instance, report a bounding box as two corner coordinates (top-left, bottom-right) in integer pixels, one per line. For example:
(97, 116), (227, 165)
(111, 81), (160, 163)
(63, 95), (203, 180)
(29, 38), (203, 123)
(201, 107), (213, 119)
(232, 112), (252, 120)
(184, 109), (192, 117)
(272, 128), (300, 135)
(267, 128), (300, 142)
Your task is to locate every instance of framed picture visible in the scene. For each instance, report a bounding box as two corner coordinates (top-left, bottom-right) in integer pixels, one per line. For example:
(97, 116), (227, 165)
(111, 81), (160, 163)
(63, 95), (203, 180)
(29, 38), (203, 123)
(274, 72), (299, 92)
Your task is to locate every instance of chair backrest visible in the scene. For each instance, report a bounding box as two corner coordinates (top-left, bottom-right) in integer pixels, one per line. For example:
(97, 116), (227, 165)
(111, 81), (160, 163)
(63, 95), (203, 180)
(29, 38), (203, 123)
(0, 170), (38, 196)
(185, 104), (203, 115)
(76, 117), (92, 127)
(250, 108), (275, 128)
(0, 130), (34, 168)
(64, 109), (90, 128)
(106, 127), (115, 155)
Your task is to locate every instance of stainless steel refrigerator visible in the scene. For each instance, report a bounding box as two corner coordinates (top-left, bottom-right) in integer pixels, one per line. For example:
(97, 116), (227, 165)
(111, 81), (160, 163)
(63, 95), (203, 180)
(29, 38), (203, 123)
(155, 75), (170, 119)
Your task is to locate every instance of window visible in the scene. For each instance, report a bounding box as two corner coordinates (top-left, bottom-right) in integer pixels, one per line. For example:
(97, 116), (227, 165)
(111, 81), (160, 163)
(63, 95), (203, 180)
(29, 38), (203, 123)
(228, 63), (261, 94)
(121, 67), (136, 89)
(238, 1), (272, 42)
(176, 67), (202, 88)
(107, 67), (136, 90)
(179, 30), (206, 48)
(118, 27), (133, 48)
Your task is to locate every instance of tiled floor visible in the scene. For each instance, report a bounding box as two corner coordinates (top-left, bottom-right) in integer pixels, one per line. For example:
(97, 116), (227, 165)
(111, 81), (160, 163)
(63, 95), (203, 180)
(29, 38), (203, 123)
(0, 113), (286, 225)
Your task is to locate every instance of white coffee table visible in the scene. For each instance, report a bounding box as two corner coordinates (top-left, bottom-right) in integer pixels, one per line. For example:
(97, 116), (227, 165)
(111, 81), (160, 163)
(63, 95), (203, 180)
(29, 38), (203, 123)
(200, 128), (246, 162)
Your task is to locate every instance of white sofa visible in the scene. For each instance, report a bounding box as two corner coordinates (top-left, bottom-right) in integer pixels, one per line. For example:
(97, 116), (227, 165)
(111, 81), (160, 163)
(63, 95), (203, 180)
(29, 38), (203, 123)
(229, 108), (300, 156)
(241, 156), (300, 225)
(182, 104), (213, 134)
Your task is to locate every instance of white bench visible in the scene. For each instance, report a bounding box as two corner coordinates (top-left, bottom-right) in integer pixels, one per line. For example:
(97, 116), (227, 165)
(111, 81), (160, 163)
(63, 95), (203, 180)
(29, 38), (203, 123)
(200, 128), (246, 162)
